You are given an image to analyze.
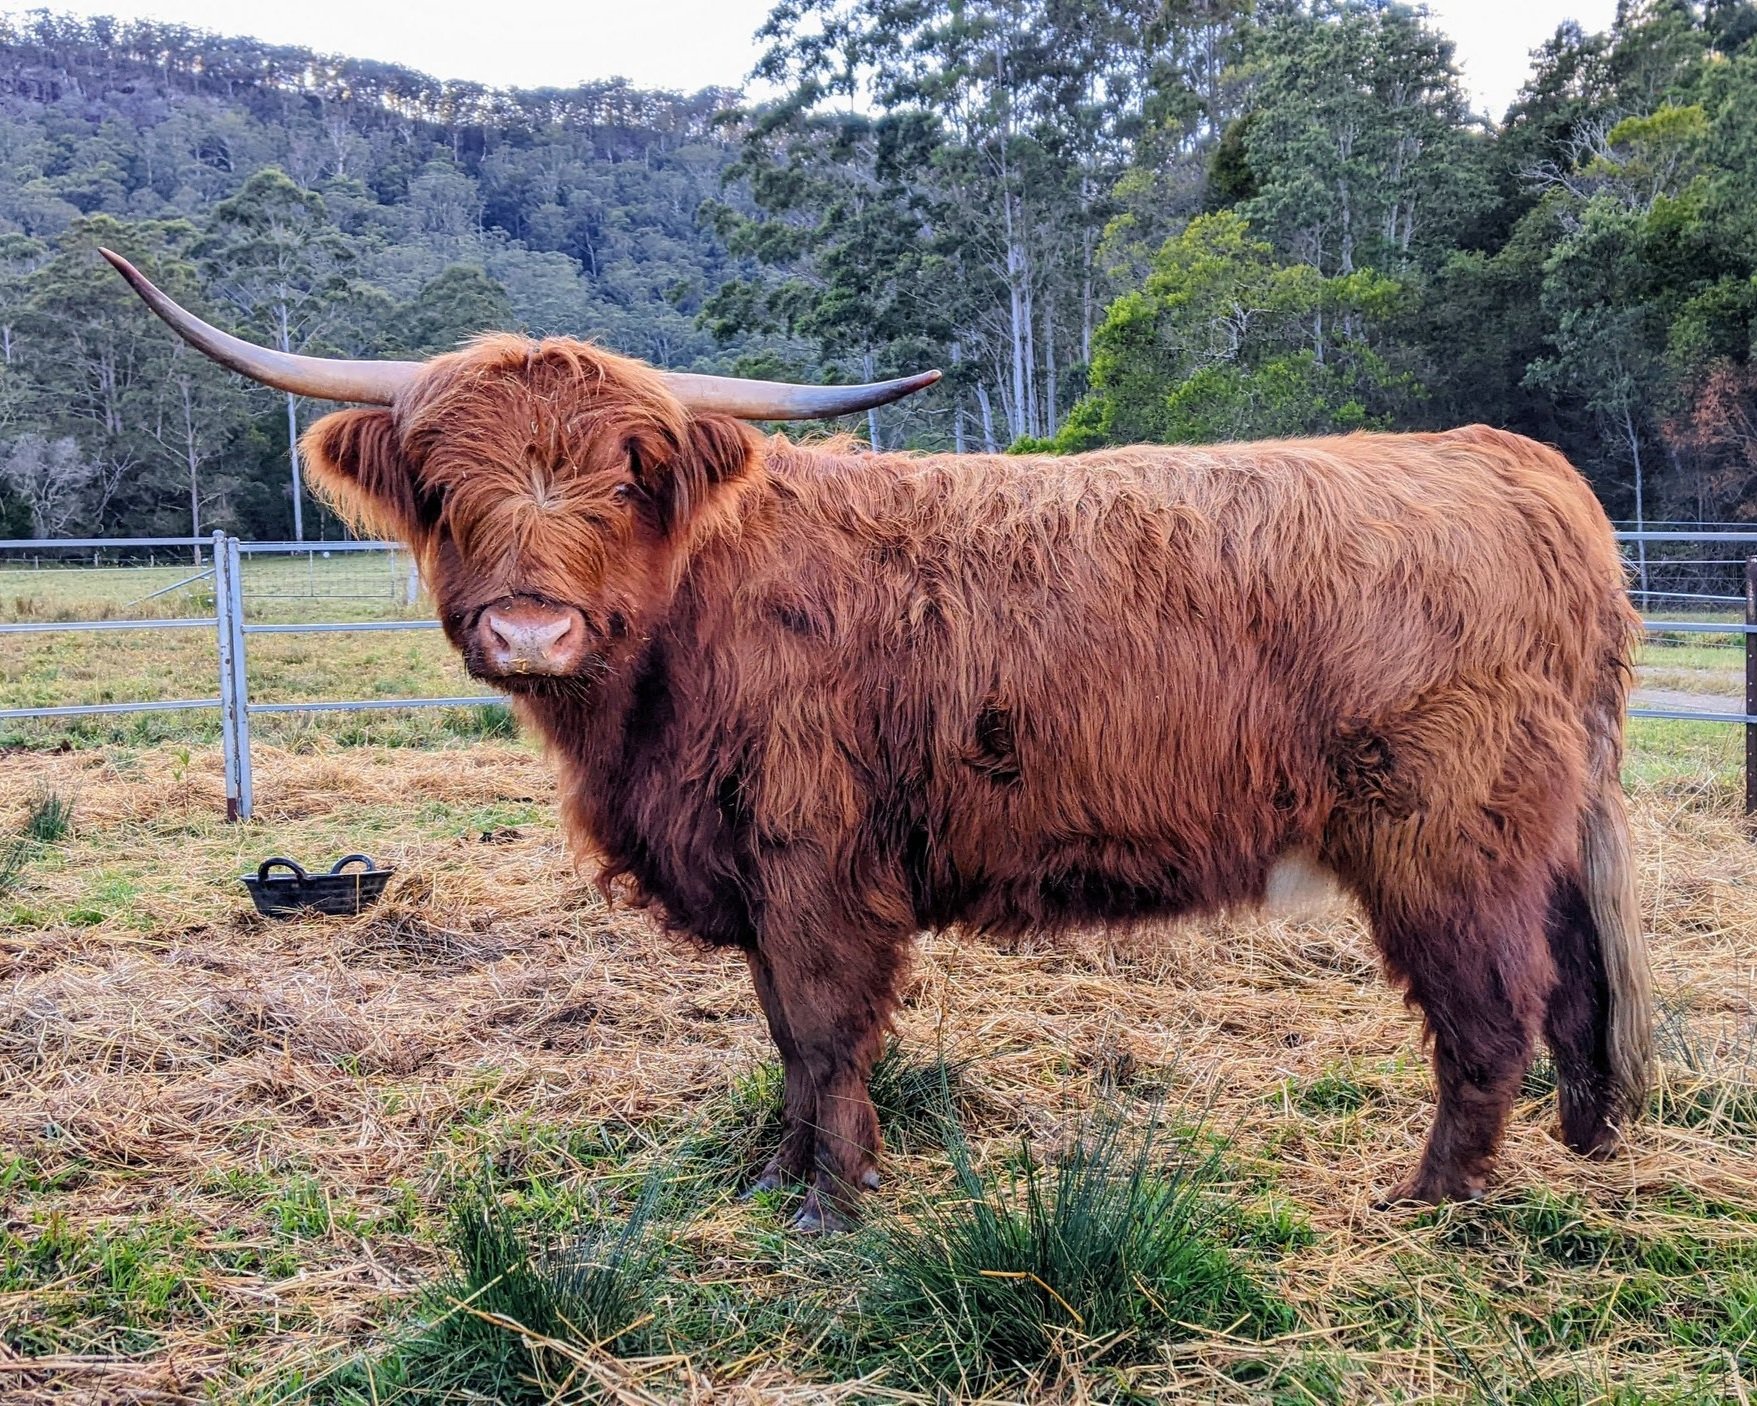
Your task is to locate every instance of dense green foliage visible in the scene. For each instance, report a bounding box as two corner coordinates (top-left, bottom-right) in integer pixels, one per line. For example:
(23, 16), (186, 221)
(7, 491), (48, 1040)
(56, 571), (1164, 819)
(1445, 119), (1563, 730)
(0, 13), (759, 539)
(717, 0), (1757, 522)
(7, 1), (1757, 540)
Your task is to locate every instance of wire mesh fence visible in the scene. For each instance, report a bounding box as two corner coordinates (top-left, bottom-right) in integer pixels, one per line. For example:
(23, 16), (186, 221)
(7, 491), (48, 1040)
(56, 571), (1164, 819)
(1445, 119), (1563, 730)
(1617, 528), (1757, 613)
(236, 542), (424, 609)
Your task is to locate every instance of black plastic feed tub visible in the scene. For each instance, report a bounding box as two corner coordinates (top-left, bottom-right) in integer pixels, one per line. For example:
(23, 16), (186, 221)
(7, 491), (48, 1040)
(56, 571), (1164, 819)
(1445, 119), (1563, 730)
(242, 855), (394, 918)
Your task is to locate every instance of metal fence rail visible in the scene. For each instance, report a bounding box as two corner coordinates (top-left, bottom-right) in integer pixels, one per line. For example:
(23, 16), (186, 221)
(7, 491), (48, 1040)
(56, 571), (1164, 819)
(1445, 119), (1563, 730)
(0, 531), (494, 819)
(2, 530), (1754, 820)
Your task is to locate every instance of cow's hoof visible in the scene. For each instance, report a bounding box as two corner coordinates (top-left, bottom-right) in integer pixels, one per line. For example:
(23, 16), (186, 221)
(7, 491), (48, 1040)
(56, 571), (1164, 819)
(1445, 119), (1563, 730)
(791, 1192), (852, 1235)
(742, 1165), (787, 1200)
(1554, 1116), (1619, 1160)
(1375, 1170), (1486, 1209)
(859, 1167), (881, 1191)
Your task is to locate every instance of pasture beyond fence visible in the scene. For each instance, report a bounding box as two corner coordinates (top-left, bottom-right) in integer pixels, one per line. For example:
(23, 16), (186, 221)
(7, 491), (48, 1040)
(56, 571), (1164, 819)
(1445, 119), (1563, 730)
(2, 530), (1754, 821)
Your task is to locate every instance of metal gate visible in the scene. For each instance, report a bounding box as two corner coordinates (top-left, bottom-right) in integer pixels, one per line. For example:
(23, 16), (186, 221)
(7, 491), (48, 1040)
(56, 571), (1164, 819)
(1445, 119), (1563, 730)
(0, 531), (494, 819)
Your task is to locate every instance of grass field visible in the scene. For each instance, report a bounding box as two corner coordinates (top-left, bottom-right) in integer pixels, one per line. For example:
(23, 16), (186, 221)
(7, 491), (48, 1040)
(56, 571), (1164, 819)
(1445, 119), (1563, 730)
(0, 554), (490, 751)
(2, 559), (1755, 1404)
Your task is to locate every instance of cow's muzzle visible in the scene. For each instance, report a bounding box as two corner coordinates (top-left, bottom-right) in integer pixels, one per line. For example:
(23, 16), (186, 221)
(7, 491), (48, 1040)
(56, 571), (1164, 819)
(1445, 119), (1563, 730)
(475, 597), (590, 677)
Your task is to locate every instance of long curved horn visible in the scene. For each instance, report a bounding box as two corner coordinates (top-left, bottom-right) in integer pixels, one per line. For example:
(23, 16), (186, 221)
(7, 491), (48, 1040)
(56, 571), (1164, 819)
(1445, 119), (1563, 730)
(661, 368), (941, 419)
(104, 246), (941, 419)
(100, 248), (419, 404)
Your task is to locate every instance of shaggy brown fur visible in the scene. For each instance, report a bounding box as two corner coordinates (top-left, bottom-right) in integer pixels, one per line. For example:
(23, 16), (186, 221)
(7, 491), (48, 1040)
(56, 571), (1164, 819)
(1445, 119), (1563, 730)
(303, 335), (1653, 1228)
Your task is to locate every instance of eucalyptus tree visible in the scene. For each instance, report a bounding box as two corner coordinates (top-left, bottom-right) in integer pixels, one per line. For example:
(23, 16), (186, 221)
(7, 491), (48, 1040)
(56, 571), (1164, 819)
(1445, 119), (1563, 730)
(19, 218), (201, 531)
(1046, 210), (1414, 450)
(1239, 0), (1488, 281)
(150, 339), (246, 559)
(196, 168), (360, 540)
(397, 264), (518, 356)
(0, 232), (43, 346)
(731, 0), (1199, 445)
(702, 104), (953, 448)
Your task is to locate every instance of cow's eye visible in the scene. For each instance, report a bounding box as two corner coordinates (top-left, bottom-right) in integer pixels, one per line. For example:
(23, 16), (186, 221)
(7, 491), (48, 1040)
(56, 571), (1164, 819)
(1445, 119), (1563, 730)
(612, 482), (638, 504)
(418, 481), (447, 524)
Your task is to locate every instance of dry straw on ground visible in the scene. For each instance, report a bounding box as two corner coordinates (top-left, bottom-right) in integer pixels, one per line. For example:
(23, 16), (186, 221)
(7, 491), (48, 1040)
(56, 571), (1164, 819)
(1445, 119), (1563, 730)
(1, 738), (1754, 1403)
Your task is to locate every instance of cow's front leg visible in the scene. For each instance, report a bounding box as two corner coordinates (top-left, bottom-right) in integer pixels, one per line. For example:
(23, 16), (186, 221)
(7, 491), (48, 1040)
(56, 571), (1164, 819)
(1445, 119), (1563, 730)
(747, 917), (906, 1232)
(743, 948), (816, 1195)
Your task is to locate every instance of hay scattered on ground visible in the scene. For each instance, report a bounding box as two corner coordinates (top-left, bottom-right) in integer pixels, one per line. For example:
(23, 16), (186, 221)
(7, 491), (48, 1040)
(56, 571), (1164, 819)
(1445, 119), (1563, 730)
(1, 740), (1754, 1402)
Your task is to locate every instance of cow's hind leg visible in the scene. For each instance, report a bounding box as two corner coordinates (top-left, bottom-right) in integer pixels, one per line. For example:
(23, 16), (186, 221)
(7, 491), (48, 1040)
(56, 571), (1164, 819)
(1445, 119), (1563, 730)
(1373, 884), (1551, 1203)
(1543, 870), (1618, 1156)
(1324, 689), (1580, 1203)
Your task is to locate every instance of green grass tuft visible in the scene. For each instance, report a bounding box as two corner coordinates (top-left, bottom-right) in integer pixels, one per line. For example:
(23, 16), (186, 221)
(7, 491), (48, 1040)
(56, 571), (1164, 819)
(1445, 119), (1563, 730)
(1652, 1002), (1757, 1137)
(0, 788), (72, 897)
(1291, 1068), (1375, 1115)
(332, 1176), (662, 1404)
(685, 1038), (978, 1187)
(0, 837), (25, 898)
(24, 788), (73, 843)
(867, 1037), (977, 1152)
(851, 1105), (1293, 1393)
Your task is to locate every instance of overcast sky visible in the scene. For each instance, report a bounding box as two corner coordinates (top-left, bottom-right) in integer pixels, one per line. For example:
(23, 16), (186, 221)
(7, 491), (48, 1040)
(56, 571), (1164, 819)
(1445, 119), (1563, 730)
(36, 0), (1622, 120)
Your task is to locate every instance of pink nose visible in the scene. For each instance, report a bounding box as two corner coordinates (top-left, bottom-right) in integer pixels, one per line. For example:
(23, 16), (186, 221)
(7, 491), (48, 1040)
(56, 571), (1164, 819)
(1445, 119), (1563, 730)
(478, 600), (587, 675)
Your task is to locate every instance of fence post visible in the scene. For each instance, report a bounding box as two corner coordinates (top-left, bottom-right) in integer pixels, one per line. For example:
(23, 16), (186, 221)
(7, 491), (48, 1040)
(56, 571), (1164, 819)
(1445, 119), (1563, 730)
(213, 532), (254, 821)
(214, 531), (240, 820)
(1747, 556), (1755, 822)
(227, 534), (253, 821)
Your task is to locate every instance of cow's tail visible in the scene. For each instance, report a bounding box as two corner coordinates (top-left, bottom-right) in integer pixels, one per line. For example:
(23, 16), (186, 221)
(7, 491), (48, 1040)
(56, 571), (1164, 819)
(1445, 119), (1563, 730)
(1579, 721), (1653, 1125)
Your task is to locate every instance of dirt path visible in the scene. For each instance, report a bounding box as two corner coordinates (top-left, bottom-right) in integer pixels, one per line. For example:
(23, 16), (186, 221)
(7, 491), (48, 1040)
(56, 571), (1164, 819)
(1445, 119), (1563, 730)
(1632, 686), (1749, 717)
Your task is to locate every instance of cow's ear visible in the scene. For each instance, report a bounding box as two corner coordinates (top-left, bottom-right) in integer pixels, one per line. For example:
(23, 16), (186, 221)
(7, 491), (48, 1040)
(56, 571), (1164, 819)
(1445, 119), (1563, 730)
(301, 408), (420, 542)
(637, 413), (757, 536)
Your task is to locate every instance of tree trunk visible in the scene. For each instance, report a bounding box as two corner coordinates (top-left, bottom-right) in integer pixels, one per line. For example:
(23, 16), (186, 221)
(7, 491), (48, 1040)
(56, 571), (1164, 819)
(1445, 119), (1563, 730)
(1004, 194), (1028, 441)
(1082, 237), (1093, 365)
(976, 383), (997, 454)
(1007, 267), (1028, 438)
(863, 351), (881, 451)
(183, 383), (202, 565)
(1080, 183), (1094, 366)
(951, 339), (966, 454)
(1045, 303), (1057, 434)
(286, 391), (304, 541)
(1337, 175), (1354, 275)
(188, 447), (201, 565)
(276, 301), (305, 541)
(1624, 405), (1649, 597)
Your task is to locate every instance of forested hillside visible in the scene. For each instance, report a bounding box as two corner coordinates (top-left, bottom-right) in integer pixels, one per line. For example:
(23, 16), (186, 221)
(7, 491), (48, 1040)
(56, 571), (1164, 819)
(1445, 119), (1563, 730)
(718, 0), (1757, 526)
(0, 12), (755, 538)
(4, 1), (1757, 541)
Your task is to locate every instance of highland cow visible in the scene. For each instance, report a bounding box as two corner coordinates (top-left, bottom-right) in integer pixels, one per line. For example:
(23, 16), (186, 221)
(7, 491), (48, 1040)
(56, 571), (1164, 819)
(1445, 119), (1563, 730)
(106, 248), (1652, 1231)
